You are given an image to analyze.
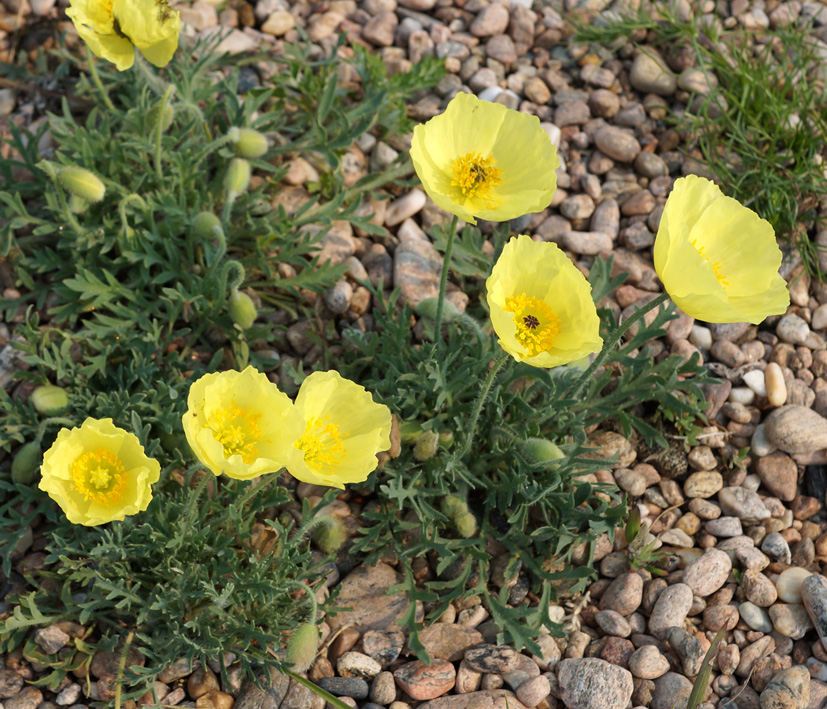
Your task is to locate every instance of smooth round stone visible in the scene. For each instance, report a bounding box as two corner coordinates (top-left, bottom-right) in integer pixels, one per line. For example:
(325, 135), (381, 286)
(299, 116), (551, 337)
(739, 601), (774, 633)
(777, 567), (815, 604)
(765, 362), (788, 407)
(385, 190), (426, 227)
(684, 471), (723, 498)
(760, 666), (810, 709)
(599, 573), (644, 616)
(704, 517), (742, 537)
(628, 645), (669, 680)
(659, 529), (694, 547)
(516, 674), (551, 707)
(690, 325), (713, 349)
(595, 610), (632, 638)
(777, 313), (811, 345)
(593, 125), (641, 162)
(649, 583), (693, 639)
(813, 303), (827, 331)
(730, 386), (756, 405)
(743, 571), (778, 607)
(801, 574), (827, 650)
(556, 658), (633, 709)
(338, 652), (382, 680)
(751, 423), (777, 457)
(629, 49), (676, 96)
(762, 532), (792, 564)
(650, 673), (692, 709)
(718, 487), (771, 523)
(764, 406), (827, 455)
(743, 369), (768, 397)
(769, 603), (814, 639)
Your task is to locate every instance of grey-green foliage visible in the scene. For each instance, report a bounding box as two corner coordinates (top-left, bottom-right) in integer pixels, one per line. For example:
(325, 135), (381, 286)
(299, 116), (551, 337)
(339, 243), (710, 660)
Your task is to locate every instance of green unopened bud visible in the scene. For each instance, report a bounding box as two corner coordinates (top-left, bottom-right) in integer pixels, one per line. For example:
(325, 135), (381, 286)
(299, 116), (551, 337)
(225, 158), (251, 197)
(12, 442), (42, 485)
(415, 297), (459, 322)
(413, 430), (439, 461)
(522, 438), (565, 466)
(440, 495), (468, 520)
(59, 166), (106, 203)
(286, 623), (319, 673)
(147, 102), (175, 133)
(192, 211), (223, 239)
(233, 128), (269, 159)
(30, 385), (69, 416)
(399, 421), (423, 444)
(312, 516), (348, 553)
(69, 194), (89, 215)
(439, 431), (454, 449)
(454, 512), (477, 538)
(228, 290), (257, 329)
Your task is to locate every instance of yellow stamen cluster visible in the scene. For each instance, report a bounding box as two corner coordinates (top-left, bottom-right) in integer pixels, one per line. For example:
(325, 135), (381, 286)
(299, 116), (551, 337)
(295, 416), (345, 474)
(209, 405), (264, 464)
(505, 293), (561, 358)
(692, 240), (729, 288)
(72, 449), (127, 506)
(451, 152), (503, 201)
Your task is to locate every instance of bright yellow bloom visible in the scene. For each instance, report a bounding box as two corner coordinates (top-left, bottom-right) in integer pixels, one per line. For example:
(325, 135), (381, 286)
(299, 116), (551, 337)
(654, 175), (790, 324)
(410, 92), (559, 225)
(182, 366), (302, 480)
(66, 0), (181, 71)
(287, 371), (392, 489)
(39, 418), (160, 526)
(486, 235), (603, 368)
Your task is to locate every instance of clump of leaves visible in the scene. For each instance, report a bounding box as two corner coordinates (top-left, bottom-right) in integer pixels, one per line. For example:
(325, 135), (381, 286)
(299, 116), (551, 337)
(340, 249), (711, 658)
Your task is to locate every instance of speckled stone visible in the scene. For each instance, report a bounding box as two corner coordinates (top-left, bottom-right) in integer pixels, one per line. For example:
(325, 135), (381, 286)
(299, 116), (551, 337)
(802, 575), (827, 650)
(556, 658), (633, 709)
(599, 572), (644, 616)
(764, 406), (827, 455)
(393, 660), (455, 701)
(759, 665), (810, 709)
(681, 549), (732, 597)
(648, 583), (693, 639)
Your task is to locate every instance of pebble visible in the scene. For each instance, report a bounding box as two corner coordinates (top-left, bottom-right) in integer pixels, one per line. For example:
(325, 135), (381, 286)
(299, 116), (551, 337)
(33, 625), (70, 655)
(755, 452), (798, 502)
(561, 230), (613, 255)
(369, 671), (396, 705)
(649, 583), (693, 639)
(718, 486), (771, 522)
(705, 516), (743, 537)
(777, 314), (811, 345)
(764, 406), (827, 455)
(753, 423), (777, 457)
(765, 362), (788, 407)
(559, 194), (596, 220)
(386, 190), (427, 227)
(629, 49), (676, 96)
(650, 673), (692, 709)
(770, 604), (814, 639)
(515, 674), (550, 707)
(738, 637), (777, 677)
(337, 652), (382, 680)
(469, 4), (509, 36)
(416, 690), (528, 708)
(743, 369), (768, 397)
(744, 570), (779, 607)
(740, 601), (775, 633)
(759, 665), (810, 709)
(762, 532), (793, 564)
(393, 661), (456, 701)
(595, 609), (632, 637)
(417, 625), (485, 662)
(684, 471), (723, 498)
(777, 568), (815, 604)
(326, 563), (408, 634)
(599, 572), (644, 616)
(802, 575), (827, 650)
(628, 645), (670, 679)
(593, 126), (641, 163)
(556, 658), (633, 709)
(317, 677), (370, 699)
(3, 687), (43, 709)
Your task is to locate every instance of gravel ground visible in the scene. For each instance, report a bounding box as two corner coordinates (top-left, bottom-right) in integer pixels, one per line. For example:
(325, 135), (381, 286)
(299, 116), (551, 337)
(5, 0), (827, 707)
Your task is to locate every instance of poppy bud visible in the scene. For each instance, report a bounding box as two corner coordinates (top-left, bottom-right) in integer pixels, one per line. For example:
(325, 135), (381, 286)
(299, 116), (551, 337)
(233, 128), (268, 159)
(225, 158), (251, 198)
(12, 442), (42, 485)
(31, 385), (69, 416)
(228, 290), (257, 329)
(286, 623), (319, 673)
(454, 512), (477, 538)
(192, 211), (223, 239)
(413, 430), (439, 461)
(521, 438), (565, 466)
(59, 166), (106, 203)
(440, 495), (467, 520)
(415, 297), (459, 322)
(312, 516), (348, 553)
(147, 102), (174, 133)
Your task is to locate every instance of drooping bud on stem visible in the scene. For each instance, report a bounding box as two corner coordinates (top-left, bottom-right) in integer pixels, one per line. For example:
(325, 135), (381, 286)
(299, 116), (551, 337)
(233, 128), (269, 159)
(30, 385), (69, 416)
(59, 166), (106, 203)
(11, 442), (42, 485)
(413, 430), (439, 461)
(286, 623), (319, 673)
(521, 437), (565, 467)
(228, 290), (257, 330)
(311, 516), (348, 553)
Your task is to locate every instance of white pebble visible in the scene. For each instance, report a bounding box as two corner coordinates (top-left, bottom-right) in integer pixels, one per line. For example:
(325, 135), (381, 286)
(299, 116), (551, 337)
(729, 387), (755, 405)
(690, 325), (713, 349)
(751, 423), (776, 457)
(742, 474), (761, 492)
(776, 567), (814, 604)
(743, 369), (767, 397)
(813, 303), (827, 331)
(540, 122), (562, 149)
(764, 362), (787, 407)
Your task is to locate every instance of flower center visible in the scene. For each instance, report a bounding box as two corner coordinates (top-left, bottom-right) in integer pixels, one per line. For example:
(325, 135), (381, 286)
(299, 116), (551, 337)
(295, 416), (346, 474)
(209, 405), (263, 464)
(505, 293), (561, 358)
(692, 240), (729, 288)
(72, 449), (127, 506)
(451, 152), (504, 202)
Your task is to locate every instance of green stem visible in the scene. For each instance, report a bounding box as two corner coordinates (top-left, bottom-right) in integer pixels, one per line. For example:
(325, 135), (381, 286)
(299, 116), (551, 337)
(154, 85), (175, 181)
(35, 417), (78, 445)
(568, 291), (671, 401)
(85, 46), (115, 112)
(450, 350), (510, 468)
(133, 51), (168, 95)
(287, 581), (319, 625)
(433, 214), (459, 339)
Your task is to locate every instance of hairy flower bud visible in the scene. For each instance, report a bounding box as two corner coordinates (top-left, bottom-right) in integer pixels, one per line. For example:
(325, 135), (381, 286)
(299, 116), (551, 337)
(59, 166), (106, 203)
(233, 128), (269, 159)
(454, 511), (477, 538)
(413, 430), (439, 461)
(192, 211), (223, 239)
(12, 442), (42, 485)
(440, 495), (468, 520)
(312, 516), (348, 553)
(521, 437), (565, 466)
(69, 194), (89, 215)
(286, 623), (319, 673)
(415, 297), (459, 322)
(228, 290), (257, 330)
(225, 158), (251, 197)
(31, 385), (70, 416)
(147, 102), (175, 133)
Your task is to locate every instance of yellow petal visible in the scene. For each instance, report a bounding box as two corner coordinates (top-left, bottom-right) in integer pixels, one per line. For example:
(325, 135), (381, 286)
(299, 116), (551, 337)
(288, 370), (391, 488)
(39, 418), (160, 526)
(486, 235), (603, 368)
(410, 92), (558, 225)
(182, 366), (302, 480)
(654, 175), (790, 324)
(66, 0), (135, 70)
(113, 0), (181, 67)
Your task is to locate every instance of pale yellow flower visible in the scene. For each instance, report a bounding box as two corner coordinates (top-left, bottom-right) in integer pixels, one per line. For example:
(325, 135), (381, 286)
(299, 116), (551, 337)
(410, 92), (559, 225)
(486, 235), (603, 368)
(654, 175), (790, 324)
(287, 371), (392, 489)
(39, 418), (160, 526)
(66, 0), (181, 71)
(182, 366), (302, 480)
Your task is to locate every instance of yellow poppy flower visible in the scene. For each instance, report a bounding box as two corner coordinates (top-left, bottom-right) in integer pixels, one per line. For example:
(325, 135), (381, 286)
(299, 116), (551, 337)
(654, 175), (790, 324)
(182, 367), (302, 480)
(287, 371), (392, 489)
(409, 92), (559, 225)
(39, 418), (161, 526)
(486, 235), (603, 368)
(66, 0), (181, 71)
